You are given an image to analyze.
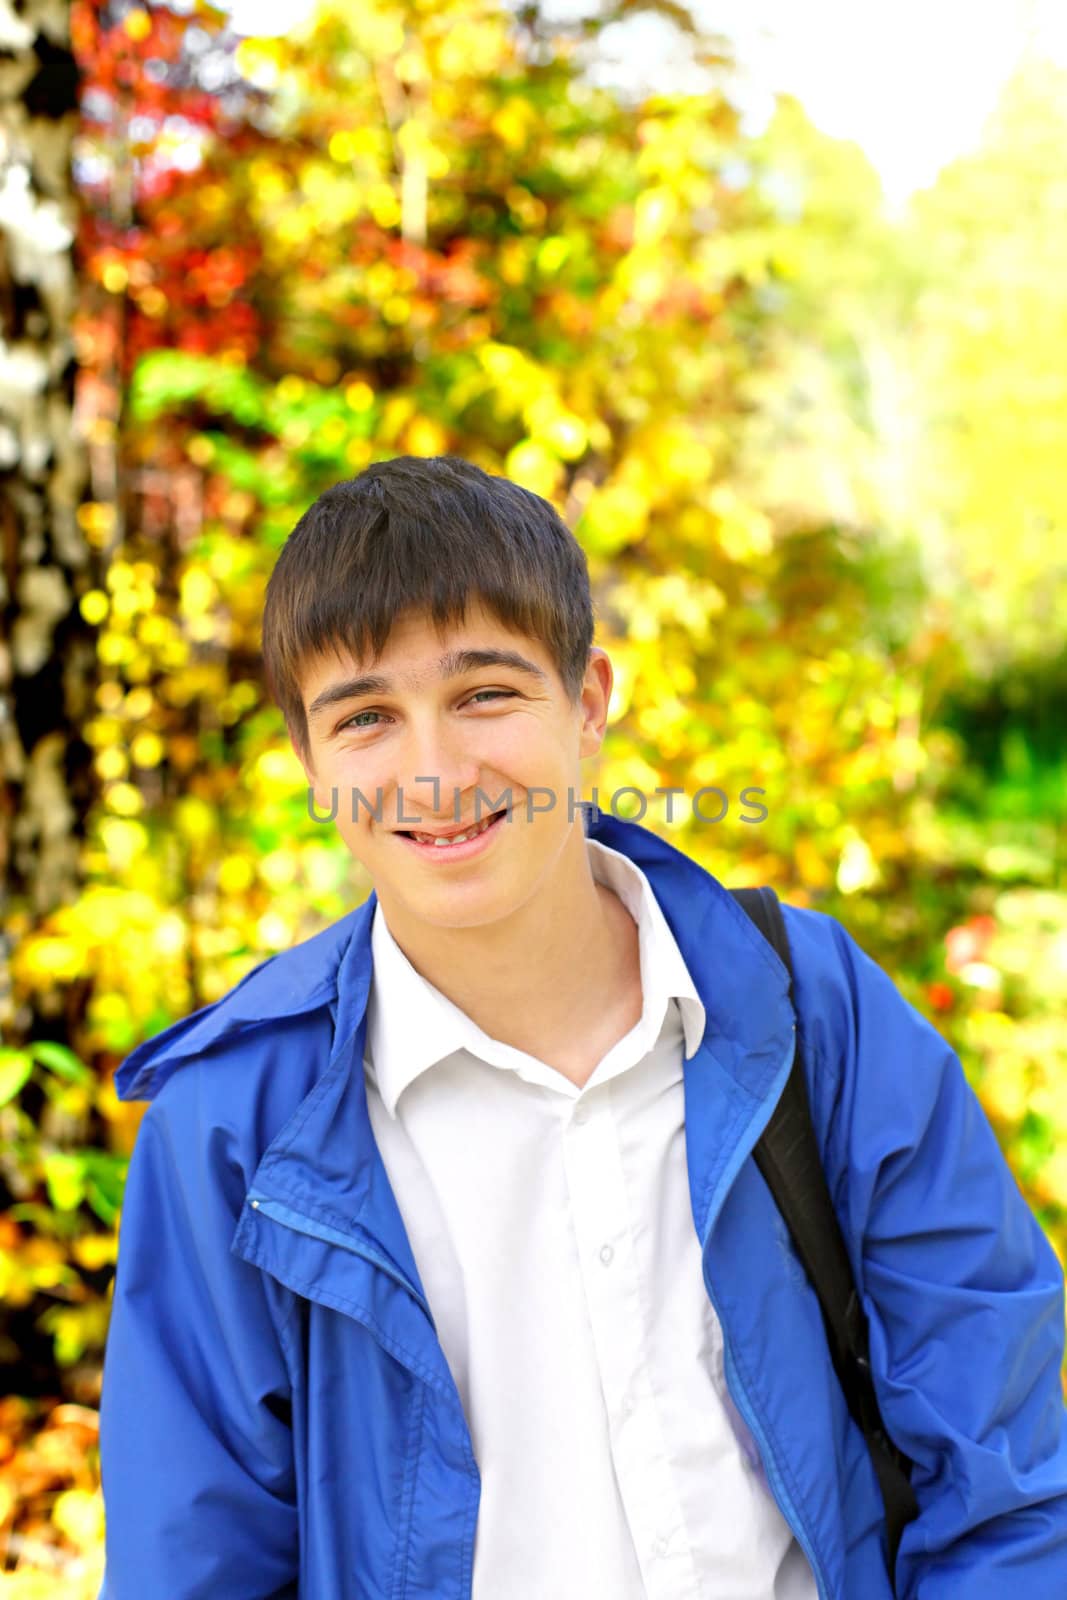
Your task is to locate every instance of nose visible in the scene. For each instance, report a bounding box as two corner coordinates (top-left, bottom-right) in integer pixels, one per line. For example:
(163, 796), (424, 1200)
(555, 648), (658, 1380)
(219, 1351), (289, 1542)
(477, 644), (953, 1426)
(393, 718), (482, 825)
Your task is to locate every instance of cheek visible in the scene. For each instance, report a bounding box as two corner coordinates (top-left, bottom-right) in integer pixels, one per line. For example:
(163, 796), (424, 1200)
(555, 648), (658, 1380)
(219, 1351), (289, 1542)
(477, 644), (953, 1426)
(484, 718), (564, 768)
(325, 749), (393, 814)
(330, 803), (381, 861)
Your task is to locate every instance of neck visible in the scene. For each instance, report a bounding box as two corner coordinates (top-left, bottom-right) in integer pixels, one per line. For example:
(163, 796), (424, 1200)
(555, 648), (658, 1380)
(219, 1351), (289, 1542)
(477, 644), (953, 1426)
(376, 825), (642, 1075)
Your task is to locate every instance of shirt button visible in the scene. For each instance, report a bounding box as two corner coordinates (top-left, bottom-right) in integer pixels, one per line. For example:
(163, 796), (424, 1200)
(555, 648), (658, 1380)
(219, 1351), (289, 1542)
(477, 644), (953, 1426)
(651, 1533), (670, 1558)
(599, 1243), (614, 1266)
(572, 1102), (589, 1125)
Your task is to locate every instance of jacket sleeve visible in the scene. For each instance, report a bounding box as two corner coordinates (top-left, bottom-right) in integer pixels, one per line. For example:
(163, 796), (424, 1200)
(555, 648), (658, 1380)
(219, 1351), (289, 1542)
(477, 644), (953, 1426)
(97, 1055), (299, 1598)
(799, 910), (1067, 1599)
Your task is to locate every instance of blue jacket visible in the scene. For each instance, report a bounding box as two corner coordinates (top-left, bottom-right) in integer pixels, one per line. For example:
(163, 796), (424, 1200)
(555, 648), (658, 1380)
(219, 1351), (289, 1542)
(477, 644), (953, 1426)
(97, 813), (1067, 1599)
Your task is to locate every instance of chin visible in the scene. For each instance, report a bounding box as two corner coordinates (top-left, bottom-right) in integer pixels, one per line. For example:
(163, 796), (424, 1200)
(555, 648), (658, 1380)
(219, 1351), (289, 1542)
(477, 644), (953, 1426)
(403, 879), (523, 931)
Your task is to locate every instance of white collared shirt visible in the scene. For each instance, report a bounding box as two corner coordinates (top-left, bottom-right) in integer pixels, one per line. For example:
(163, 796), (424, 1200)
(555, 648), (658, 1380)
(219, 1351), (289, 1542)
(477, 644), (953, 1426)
(363, 836), (819, 1599)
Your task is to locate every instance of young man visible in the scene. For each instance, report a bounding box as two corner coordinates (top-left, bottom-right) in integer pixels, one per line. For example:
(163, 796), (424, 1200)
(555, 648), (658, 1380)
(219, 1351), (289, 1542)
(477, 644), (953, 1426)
(97, 455), (1067, 1599)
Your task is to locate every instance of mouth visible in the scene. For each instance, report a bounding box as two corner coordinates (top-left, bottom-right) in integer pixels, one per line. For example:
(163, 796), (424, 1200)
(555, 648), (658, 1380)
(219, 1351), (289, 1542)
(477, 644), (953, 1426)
(394, 807), (509, 860)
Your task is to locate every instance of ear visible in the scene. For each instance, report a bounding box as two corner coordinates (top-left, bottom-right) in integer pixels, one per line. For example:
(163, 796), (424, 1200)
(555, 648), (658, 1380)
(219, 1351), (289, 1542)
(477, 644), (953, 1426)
(578, 648), (613, 760)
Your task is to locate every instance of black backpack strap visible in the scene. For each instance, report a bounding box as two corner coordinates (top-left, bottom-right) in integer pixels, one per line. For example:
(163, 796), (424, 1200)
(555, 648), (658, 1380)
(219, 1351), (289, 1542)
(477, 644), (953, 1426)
(730, 886), (920, 1594)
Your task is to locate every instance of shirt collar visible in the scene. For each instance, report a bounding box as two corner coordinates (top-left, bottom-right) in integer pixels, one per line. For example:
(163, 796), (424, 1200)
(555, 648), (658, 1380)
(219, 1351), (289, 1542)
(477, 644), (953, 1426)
(366, 836), (707, 1117)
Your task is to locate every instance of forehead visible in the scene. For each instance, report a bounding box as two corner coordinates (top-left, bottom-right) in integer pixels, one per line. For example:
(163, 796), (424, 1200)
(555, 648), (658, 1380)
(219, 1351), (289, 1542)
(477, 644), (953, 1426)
(297, 603), (555, 713)
(299, 602), (542, 678)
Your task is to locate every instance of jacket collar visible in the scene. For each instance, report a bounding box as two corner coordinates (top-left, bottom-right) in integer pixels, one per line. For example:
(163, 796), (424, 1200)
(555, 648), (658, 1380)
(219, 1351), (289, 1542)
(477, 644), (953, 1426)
(365, 833), (707, 1118)
(328, 811), (792, 1072)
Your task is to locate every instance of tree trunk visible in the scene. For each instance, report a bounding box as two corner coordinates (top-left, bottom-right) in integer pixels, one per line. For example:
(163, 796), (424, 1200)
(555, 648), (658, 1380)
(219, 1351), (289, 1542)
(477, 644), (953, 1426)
(0, 0), (95, 1033)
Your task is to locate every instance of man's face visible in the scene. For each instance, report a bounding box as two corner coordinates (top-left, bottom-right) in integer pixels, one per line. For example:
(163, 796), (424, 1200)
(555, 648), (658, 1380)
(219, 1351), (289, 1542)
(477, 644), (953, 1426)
(294, 600), (611, 932)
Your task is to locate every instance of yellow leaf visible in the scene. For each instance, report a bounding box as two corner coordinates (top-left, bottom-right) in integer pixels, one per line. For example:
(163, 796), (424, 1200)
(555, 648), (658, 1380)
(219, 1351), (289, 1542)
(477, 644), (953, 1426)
(105, 782), (143, 817)
(79, 589), (109, 625)
(218, 853), (256, 896)
(795, 837), (834, 890)
(0, 1572), (58, 1597)
(403, 416), (449, 456)
(180, 568), (217, 617)
(537, 237), (570, 275)
(72, 1233), (118, 1271)
(505, 439), (562, 499)
(235, 38), (282, 90)
(94, 746), (128, 782)
(344, 380), (375, 411)
(51, 1487), (106, 1549)
(579, 482), (650, 553)
(491, 103), (531, 150)
(633, 186), (679, 246)
(130, 732), (163, 769)
(174, 797), (217, 845)
(541, 412), (587, 461)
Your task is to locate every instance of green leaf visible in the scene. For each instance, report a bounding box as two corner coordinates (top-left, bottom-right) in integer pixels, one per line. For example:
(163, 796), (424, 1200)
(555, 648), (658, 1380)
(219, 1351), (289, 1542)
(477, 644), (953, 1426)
(7, 1202), (60, 1233)
(30, 1041), (91, 1084)
(82, 1151), (129, 1225)
(0, 1049), (33, 1106)
(85, 1179), (120, 1227)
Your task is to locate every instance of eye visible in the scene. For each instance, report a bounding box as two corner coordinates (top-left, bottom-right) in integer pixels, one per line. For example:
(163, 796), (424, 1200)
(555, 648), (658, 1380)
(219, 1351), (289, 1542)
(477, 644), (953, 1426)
(336, 689), (514, 734)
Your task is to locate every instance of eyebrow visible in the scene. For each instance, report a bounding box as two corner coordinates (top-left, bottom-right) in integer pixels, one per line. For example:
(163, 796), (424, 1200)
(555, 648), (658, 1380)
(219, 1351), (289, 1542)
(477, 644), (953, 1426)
(307, 647), (550, 725)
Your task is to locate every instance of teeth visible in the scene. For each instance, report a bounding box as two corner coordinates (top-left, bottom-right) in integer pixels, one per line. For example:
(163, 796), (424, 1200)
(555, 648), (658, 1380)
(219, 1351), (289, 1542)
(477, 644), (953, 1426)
(412, 813), (497, 847)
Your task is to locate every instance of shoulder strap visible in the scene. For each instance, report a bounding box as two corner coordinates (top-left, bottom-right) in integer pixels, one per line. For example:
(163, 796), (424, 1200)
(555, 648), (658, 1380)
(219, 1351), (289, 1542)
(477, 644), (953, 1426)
(729, 886), (920, 1594)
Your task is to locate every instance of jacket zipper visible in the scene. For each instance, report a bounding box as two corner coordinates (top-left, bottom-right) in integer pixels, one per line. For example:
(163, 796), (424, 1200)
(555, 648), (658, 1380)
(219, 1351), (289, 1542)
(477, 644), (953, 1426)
(246, 1186), (436, 1325)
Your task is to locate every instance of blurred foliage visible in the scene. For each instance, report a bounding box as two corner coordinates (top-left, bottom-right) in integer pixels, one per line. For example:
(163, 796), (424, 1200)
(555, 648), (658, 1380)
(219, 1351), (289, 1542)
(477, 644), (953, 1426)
(3, 0), (1066, 1584)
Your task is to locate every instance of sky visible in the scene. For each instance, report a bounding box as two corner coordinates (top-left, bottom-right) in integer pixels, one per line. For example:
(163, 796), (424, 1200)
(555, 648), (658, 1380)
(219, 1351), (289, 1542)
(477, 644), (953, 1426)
(222, 0), (1067, 216)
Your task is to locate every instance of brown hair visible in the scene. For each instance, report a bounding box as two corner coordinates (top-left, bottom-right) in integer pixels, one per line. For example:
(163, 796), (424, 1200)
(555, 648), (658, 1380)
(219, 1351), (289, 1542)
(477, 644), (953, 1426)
(262, 455), (596, 768)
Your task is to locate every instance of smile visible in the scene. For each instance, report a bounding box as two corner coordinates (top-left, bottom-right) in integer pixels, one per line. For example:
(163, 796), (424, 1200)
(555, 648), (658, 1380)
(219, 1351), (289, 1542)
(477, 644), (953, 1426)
(396, 808), (509, 860)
